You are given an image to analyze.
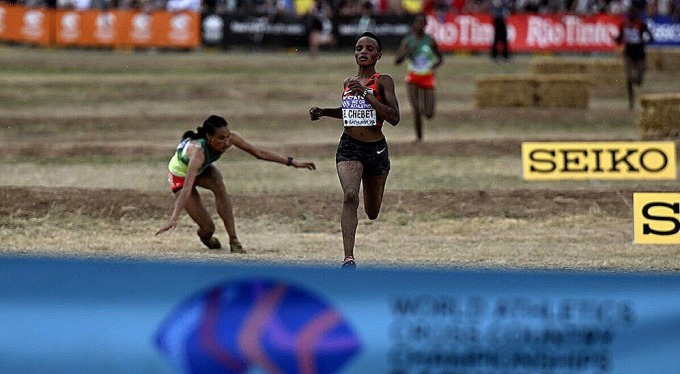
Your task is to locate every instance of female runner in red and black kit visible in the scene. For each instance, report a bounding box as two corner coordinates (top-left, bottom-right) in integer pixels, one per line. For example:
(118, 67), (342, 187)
(309, 32), (400, 269)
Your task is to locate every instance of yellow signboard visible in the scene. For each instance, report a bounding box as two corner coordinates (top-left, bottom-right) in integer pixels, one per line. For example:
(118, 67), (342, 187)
(633, 192), (680, 244)
(522, 142), (676, 180)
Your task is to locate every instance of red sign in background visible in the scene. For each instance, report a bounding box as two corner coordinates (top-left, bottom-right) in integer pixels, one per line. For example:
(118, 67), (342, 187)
(426, 13), (623, 52)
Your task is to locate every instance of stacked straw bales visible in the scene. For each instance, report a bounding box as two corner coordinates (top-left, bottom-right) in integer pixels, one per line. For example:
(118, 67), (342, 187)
(532, 57), (625, 87)
(475, 74), (535, 107)
(647, 48), (680, 72)
(535, 75), (590, 107)
(475, 74), (590, 108)
(638, 93), (680, 138)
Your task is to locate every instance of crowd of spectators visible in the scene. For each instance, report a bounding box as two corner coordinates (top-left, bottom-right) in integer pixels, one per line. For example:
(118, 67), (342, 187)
(3, 0), (679, 22)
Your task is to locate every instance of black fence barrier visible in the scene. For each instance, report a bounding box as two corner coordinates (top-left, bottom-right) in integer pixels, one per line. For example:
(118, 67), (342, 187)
(201, 13), (413, 51)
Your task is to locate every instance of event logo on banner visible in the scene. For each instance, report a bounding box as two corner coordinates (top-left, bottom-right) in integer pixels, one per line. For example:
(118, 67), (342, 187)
(387, 293), (635, 373)
(130, 12), (152, 44)
(21, 8), (50, 45)
(633, 192), (680, 244)
(524, 15), (618, 50)
(55, 10), (116, 46)
(522, 141), (677, 180)
(202, 14), (224, 45)
(155, 11), (199, 48)
(648, 16), (680, 45)
(94, 12), (115, 44)
(425, 13), (496, 50)
(155, 279), (361, 373)
(169, 13), (192, 44)
(0, 6), (6, 35)
(58, 12), (80, 43)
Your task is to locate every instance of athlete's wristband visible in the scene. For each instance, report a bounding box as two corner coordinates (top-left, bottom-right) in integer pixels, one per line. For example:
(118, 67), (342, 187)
(286, 156), (294, 166)
(361, 87), (369, 98)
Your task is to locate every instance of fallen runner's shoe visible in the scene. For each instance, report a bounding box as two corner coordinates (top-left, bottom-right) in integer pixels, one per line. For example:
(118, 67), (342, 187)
(201, 236), (222, 250)
(230, 239), (246, 254)
(342, 256), (356, 270)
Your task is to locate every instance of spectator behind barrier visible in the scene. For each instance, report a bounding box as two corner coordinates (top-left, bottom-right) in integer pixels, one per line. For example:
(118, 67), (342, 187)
(358, 1), (375, 30)
(402, 0), (423, 13)
(337, 0), (363, 15)
(307, 0), (336, 56)
(167, 0), (201, 11)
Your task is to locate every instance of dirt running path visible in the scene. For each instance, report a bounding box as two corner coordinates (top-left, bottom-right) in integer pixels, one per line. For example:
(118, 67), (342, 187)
(1, 186), (652, 223)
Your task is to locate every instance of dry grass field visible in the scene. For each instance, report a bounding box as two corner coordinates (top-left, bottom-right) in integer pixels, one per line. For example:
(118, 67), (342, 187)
(1, 44), (679, 271)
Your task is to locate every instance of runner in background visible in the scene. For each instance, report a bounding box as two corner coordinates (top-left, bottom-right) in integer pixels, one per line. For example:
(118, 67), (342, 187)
(394, 12), (443, 142)
(613, 8), (655, 109)
(156, 115), (316, 253)
(308, 32), (400, 269)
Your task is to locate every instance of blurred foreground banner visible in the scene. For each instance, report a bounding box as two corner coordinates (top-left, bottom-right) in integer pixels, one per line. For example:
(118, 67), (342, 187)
(1, 256), (680, 373)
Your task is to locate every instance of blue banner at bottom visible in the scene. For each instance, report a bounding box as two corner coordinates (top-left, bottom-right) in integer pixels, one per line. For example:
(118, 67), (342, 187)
(1, 256), (679, 373)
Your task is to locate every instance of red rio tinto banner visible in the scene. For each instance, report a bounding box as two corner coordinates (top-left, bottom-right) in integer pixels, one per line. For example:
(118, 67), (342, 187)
(425, 13), (624, 52)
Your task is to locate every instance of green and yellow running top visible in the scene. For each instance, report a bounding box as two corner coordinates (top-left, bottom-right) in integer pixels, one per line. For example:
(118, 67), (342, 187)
(168, 138), (222, 177)
(406, 33), (437, 75)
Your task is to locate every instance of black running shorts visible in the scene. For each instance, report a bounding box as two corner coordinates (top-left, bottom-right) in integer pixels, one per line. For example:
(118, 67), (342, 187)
(625, 43), (645, 62)
(335, 132), (390, 176)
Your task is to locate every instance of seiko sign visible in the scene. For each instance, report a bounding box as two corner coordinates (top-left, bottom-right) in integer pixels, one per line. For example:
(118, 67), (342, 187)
(633, 192), (680, 244)
(522, 142), (677, 180)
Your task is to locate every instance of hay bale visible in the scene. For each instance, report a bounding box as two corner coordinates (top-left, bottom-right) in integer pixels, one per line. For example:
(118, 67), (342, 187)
(475, 74), (535, 108)
(475, 74), (591, 108)
(535, 74), (590, 108)
(647, 48), (680, 72)
(587, 59), (625, 86)
(531, 57), (624, 88)
(647, 48), (663, 70)
(638, 93), (680, 138)
(532, 58), (587, 74)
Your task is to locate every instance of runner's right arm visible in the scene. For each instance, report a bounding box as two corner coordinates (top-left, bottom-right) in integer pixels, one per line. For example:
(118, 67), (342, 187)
(156, 144), (205, 235)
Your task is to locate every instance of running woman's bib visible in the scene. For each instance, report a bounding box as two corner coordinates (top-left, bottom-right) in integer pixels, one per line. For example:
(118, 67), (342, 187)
(341, 73), (383, 127)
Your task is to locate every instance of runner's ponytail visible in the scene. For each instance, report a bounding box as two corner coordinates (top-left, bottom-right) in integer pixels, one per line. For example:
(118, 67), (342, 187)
(181, 115), (228, 140)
